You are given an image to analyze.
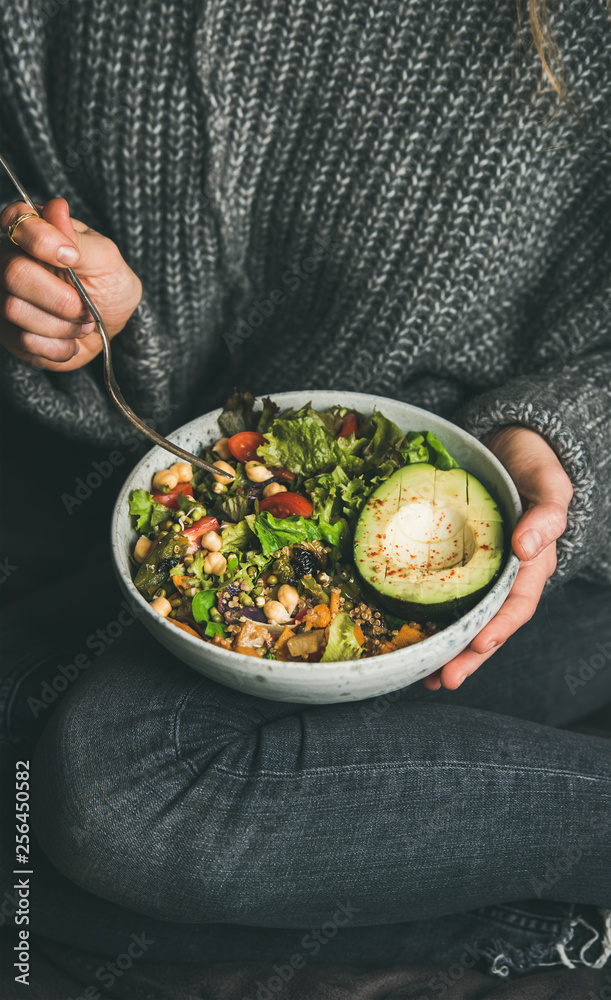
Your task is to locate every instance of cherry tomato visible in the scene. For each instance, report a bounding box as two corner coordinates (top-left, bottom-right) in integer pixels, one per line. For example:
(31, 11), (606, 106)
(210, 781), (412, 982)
(338, 413), (358, 438)
(267, 465), (296, 482)
(152, 482), (194, 509)
(259, 493), (314, 518)
(181, 516), (221, 553)
(227, 432), (267, 463)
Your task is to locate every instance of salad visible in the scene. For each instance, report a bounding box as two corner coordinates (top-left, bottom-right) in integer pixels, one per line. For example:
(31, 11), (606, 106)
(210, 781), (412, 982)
(128, 392), (503, 662)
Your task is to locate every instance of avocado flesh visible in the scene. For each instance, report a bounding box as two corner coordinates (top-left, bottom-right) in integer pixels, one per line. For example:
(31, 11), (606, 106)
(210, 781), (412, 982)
(353, 464), (504, 622)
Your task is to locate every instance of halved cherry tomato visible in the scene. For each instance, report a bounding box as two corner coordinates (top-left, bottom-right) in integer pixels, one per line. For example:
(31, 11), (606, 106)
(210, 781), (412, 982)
(267, 465), (296, 483)
(338, 413), (358, 438)
(259, 493), (313, 518)
(181, 516), (221, 553)
(227, 432), (267, 463)
(152, 482), (194, 509)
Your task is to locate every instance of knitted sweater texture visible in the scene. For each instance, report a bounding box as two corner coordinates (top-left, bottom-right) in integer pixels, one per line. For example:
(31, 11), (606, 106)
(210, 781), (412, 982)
(1, 0), (610, 583)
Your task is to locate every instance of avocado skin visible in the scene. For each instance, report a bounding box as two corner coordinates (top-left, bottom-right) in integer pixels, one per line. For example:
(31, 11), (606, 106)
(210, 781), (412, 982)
(357, 567), (502, 624)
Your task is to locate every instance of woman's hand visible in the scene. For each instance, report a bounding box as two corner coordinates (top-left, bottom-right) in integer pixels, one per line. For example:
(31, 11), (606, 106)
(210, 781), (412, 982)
(0, 198), (141, 371)
(423, 425), (573, 691)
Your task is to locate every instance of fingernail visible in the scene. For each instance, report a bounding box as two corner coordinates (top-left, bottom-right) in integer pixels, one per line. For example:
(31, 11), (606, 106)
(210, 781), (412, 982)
(519, 529), (542, 560)
(79, 321), (96, 335)
(454, 673), (468, 688)
(484, 639), (497, 652)
(56, 245), (79, 265)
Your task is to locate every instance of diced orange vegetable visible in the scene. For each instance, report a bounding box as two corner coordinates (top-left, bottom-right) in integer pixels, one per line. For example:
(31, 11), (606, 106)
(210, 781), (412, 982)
(172, 576), (192, 593)
(394, 624), (425, 648)
(353, 624), (365, 646)
(274, 625), (295, 661)
(234, 619), (268, 657)
(305, 604), (331, 630)
(212, 633), (232, 650)
(168, 619), (201, 639)
(329, 588), (341, 620)
(379, 640), (397, 654)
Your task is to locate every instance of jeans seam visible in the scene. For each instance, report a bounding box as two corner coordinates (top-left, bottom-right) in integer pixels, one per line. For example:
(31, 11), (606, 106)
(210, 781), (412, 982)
(172, 678), (209, 778)
(205, 761), (611, 782)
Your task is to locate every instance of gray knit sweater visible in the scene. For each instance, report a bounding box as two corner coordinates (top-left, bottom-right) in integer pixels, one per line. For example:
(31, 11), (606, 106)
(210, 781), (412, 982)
(1, 0), (610, 584)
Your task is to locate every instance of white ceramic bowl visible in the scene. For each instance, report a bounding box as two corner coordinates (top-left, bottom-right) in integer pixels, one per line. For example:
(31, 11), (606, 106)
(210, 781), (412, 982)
(111, 391), (521, 703)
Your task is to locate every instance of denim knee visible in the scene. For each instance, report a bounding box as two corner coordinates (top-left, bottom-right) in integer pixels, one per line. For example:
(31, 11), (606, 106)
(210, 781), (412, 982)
(29, 657), (284, 923)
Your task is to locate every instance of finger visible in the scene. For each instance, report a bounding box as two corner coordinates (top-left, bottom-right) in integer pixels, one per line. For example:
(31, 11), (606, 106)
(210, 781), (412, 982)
(0, 199), (81, 268)
(2, 327), (80, 364)
(421, 668), (442, 691)
(1, 294), (95, 339)
(512, 499), (568, 561)
(1, 253), (92, 323)
(469, 547), (555, 654)
(438, 639), (508, 690)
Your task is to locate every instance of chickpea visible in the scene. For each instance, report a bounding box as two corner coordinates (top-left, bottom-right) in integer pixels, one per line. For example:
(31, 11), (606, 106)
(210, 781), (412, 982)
(169, 461), (193, 481)
(204, 551), (227, 576)
(134, 536), (154, 564)
(212, 460), (236, 484)
(150, 596), (172, 617)
(245, 460), (273, 483)
(263, 600), (291, 624)
(200, 530), (222, 552)
(152, 468), (179, 491)
(262, 482), (288, 498)
(213, 437), (232, 461)
(277, 584), (299, 617)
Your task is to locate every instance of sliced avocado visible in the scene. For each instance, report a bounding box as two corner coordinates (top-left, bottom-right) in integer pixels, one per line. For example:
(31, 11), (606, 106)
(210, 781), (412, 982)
(353, 464), (504, 622)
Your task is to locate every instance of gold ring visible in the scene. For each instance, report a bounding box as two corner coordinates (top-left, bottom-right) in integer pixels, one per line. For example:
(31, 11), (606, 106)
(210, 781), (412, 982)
(7, 212), (39, 245)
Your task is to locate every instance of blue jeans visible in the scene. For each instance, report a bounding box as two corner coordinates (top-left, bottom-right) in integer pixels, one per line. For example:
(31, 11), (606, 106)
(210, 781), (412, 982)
(1, 563), (610, 974)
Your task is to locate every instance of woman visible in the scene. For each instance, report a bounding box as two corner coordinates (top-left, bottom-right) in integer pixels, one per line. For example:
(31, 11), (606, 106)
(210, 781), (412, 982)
(1, 0), (609, 980)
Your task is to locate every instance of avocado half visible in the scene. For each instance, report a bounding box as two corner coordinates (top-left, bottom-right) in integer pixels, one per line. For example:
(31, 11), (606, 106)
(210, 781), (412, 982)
(353, 463), (505, 622)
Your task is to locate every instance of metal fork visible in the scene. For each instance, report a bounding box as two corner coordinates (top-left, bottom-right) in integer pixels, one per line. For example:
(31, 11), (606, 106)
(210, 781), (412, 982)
(0, 153), (231, 477)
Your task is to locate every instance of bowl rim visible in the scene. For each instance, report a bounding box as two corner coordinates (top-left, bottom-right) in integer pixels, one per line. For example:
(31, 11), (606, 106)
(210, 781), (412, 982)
(111, 390), (522, 671)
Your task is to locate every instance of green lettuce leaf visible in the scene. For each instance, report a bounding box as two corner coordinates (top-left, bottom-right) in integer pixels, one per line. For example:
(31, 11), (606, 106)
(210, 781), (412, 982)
(257, 410), (366, 476)
(321, 612), (364, 662)
(425, 431), (460, 470)
(250, 511), (321, 557)
(175, 490), (196, 513)
(249, 511), (344, 558)
(217, 391), (280, 437)
(217, 390), (257, 437)
(360, 410), (405, 465)
(220, 520), (256, 552)
(129, 489), (170, 534)
(191, 588), (217, 623)
(402, 433), (430, 465)
(204, 620), (227, 639)
(317, 518), (344, 549)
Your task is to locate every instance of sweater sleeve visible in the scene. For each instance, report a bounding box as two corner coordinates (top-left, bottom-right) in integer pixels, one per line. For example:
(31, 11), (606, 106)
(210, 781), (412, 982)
(0, 295), (182, 449)
(0, 149), (181, 448)
(457, 345), (611, 586)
